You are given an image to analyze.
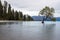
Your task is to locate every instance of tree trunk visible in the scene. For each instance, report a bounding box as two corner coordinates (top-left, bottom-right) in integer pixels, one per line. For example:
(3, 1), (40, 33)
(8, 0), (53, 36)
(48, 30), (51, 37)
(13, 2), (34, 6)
(42, 20), (44, 23)
(42, 17), (44, 24)
(45, 16), (48, 20)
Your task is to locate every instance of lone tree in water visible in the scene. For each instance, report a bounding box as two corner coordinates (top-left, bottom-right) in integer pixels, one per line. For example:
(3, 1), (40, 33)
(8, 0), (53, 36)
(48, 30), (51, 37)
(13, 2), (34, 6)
(39, 6), (55, 23)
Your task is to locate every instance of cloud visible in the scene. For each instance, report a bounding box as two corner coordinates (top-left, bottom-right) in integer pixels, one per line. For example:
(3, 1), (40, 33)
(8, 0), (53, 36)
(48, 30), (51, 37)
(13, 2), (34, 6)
(1, 0), (60, 11)
(1, 0), (60, 17)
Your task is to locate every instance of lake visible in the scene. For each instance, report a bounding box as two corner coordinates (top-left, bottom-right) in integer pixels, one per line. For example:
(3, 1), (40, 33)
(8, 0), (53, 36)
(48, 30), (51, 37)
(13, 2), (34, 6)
(0, 21), (60, 40)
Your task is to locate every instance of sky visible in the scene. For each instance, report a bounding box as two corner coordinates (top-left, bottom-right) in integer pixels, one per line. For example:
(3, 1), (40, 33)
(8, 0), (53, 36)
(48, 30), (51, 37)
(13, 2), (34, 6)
(1, 0), (60, 17)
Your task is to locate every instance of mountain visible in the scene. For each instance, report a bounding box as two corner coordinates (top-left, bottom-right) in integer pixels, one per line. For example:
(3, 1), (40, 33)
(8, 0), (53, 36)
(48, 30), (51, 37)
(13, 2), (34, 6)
(32, 16), (43, 21)
(32, 16), (60, 21)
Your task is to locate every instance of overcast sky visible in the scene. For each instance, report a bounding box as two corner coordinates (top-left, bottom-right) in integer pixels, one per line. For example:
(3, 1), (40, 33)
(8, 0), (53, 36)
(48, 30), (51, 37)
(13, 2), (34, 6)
(1, 0), (60, 17)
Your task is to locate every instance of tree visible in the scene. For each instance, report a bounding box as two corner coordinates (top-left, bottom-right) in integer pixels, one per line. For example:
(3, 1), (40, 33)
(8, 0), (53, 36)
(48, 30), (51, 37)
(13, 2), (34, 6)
(8, 4), (11, 14)
(19, 11), (23, 20)
(15, 11), (19, 20)
(8, 4), (12, 20)
(23, 15), (26, 21)
(0, 0), (3, 18)
(26, 15), (33, 21)
(11, 9), (15, 20)
(51, 18), (56, 21)
(39, 6), (55, 23)
(0, 0), (33, 21)
(3, 1), (8, 19)
(3, 1), (7, 14)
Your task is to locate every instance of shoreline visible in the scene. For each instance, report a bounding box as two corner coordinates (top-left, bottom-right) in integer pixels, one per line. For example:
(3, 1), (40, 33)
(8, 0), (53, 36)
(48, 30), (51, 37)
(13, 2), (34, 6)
(0, 20), (19, 22)
(0, 20), (58, 23)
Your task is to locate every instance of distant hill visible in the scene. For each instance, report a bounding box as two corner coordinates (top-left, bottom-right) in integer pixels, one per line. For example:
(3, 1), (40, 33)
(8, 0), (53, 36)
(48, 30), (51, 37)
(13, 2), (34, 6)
(32, 16), (60, 21)
(32, 16), (43, 21)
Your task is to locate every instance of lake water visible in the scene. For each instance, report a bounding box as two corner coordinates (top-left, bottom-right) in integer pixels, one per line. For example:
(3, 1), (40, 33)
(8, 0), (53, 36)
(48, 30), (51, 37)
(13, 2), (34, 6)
(0, 21), (60, 40)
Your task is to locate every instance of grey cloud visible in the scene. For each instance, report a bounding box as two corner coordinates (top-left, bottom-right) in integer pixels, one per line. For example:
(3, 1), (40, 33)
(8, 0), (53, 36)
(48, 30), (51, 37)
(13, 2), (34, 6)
(2, 0), (60, 11)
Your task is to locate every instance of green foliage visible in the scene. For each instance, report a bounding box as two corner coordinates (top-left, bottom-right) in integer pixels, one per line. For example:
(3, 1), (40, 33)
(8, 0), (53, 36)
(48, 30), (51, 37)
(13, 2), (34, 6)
(19, 12), (23, 20)
(39, 6), (55, 17)
(51, 18), (56, 21)
(0, 0), (3, 18)
(8, 4), (12, 20)
(14, 11), (19, 20)
(26, 15), (33, 21)
(39, 6), (55, 22)
(3, 1), (8, 19)
(23, 15), (26, 21)
(3, 1), (7, 14)
(0, 0), (33, 21)
(8, 4), (11, 14)
(11, 9), (15, 20)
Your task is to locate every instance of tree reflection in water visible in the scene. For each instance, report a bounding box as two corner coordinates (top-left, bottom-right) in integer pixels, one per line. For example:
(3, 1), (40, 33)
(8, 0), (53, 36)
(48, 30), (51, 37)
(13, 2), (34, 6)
(42, 24), (56, 40)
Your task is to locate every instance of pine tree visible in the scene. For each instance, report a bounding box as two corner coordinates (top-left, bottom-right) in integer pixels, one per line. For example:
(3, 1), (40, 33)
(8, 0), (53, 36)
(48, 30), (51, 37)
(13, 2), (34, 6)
(23, 15), (26, 21)
(19, 11), (23, 20)
(11, 9), (15, 20)
(0, 0), (3, 18)
(3, 1), (8, 19)
(15, 11), (19, 20)
(26, 15), (33, 21)
(8, 4), (12, 20)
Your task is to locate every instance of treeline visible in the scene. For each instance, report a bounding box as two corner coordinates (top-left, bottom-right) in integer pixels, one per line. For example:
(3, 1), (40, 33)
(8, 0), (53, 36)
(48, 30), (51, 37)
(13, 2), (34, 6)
(0, 0), (33, 21)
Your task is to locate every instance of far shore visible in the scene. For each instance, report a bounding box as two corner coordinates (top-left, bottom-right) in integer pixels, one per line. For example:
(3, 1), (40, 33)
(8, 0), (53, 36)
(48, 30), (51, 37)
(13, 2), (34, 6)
(0, 20), (34, 22)
(0, 20), (21, 22)
(0, 20), (56, 22)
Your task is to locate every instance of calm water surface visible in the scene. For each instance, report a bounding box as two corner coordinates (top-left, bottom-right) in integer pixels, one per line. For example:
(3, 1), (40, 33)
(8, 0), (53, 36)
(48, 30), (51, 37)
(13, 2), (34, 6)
(0, 21), (60, 40)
